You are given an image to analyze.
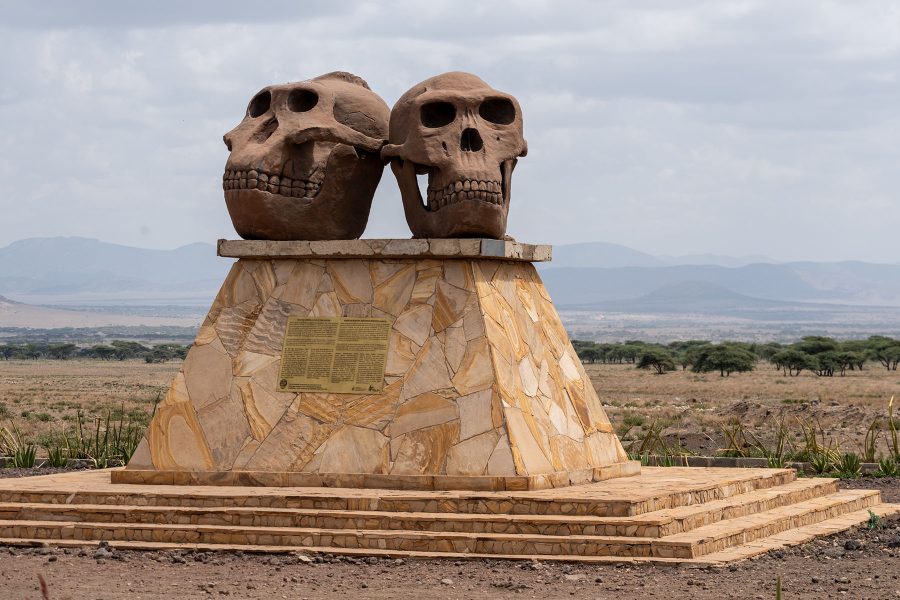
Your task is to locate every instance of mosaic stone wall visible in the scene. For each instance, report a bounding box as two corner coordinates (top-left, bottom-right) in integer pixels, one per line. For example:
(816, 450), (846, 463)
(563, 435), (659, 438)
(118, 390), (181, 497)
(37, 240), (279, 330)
(125, 256), (630, 484)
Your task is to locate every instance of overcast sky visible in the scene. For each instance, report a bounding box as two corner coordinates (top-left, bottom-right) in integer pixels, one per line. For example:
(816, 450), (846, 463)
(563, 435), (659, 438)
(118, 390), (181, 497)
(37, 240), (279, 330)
(0, 1), (898, 262)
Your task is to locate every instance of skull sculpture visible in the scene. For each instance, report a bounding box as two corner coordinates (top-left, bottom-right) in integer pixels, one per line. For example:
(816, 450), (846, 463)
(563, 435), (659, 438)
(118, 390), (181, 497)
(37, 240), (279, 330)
(223, 72), (389, 240)
(381, 72), (527, 239)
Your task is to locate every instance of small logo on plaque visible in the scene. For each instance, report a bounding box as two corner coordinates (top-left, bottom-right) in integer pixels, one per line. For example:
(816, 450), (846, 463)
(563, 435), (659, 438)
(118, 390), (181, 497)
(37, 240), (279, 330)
(276, 317), (392, 394)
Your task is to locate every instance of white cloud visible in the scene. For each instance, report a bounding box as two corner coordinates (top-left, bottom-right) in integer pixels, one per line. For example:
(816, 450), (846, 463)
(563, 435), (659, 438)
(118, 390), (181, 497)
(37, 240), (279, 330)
(0, 0), (898, 262)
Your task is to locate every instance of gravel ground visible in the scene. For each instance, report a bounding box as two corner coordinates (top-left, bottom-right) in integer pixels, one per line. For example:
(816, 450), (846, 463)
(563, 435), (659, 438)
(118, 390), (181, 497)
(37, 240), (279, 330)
(0, 472), (897, 599)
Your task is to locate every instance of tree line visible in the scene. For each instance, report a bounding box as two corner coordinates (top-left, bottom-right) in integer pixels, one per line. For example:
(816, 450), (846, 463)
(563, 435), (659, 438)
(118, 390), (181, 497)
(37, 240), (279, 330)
(572, 335), (900, 377)
(0, 340), (190, 363)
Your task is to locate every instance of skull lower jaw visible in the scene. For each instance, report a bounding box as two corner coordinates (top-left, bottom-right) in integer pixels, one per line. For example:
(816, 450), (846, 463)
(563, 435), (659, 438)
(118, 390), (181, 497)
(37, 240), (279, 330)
(395, 158), (515, 239)
(224, 144), (377, 241)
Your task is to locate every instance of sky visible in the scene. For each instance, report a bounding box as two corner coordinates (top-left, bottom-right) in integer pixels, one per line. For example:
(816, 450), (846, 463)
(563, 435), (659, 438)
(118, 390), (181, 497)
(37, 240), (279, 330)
(0, 0), (898, 262)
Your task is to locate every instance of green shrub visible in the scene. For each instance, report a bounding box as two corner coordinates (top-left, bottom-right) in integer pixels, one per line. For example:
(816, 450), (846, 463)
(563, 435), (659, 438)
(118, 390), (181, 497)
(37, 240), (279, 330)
(838, 453), (861, 478)
(45, 445), (67, 468)
(876, 457), (898, 477)
(12, 444), (36, 468)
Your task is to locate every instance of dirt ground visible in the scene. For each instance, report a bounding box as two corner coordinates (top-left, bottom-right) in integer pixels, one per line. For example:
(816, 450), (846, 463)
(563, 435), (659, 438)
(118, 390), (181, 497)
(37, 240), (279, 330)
(0, 477), (897, 600)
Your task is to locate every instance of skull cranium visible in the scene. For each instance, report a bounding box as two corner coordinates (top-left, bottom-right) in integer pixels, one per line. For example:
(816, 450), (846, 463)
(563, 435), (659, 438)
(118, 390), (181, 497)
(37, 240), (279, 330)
(223, 72), (389, 240)
(381, 72), (527, 239)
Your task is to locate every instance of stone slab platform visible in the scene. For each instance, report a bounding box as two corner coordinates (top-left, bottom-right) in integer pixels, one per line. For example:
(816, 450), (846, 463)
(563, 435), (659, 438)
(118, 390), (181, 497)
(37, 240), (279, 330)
(216, 238), (552, 262)
(0, 467), (896, 563)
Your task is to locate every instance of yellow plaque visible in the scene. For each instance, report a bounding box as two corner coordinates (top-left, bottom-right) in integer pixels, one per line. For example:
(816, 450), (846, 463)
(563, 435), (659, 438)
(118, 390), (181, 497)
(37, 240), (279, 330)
(276, 317), (392, 394)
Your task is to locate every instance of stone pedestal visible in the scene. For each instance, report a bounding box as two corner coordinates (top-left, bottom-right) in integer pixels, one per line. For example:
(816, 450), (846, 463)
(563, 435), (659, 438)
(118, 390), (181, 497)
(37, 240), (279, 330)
(115, 239), (638, 490)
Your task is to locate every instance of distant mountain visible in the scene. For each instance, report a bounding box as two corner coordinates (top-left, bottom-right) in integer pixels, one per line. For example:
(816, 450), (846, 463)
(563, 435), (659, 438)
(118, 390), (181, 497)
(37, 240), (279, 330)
(578, 281), (787, 312)
(655, 253), (777, 267)
(0, 237), (230, 304)
(544, 243), (900, 307)
(542, 263), (832, 306)
(542, 242), (665, 269)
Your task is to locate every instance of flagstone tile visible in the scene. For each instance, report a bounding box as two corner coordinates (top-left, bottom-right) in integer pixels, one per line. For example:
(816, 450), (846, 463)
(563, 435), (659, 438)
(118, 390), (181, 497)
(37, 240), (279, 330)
(387, 392), (458, 438)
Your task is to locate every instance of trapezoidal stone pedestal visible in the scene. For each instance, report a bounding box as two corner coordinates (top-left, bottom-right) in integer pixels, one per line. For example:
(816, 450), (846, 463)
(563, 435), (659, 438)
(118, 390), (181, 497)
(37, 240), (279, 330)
(115, 239), (638, 491)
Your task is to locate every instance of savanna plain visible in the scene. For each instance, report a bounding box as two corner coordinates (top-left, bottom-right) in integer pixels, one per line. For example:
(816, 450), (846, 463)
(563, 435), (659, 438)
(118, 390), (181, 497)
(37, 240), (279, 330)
(0, 358), (898, 599)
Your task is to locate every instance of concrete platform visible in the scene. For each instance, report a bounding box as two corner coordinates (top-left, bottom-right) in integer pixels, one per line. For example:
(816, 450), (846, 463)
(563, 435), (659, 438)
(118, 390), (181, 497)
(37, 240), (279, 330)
(0, 467), (896, 564)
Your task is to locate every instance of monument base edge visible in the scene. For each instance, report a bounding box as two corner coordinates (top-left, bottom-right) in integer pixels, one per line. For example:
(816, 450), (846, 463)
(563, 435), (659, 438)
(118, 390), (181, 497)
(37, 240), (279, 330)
(111, 461), (640, 491)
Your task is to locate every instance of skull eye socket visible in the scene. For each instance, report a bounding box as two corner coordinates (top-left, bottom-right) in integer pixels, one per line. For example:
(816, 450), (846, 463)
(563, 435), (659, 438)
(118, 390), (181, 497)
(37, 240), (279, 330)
(288, 89), (318, 112)
(479, 97), (515, 125)
(420, 102), (456, 128)
(247, 91), (271, 118)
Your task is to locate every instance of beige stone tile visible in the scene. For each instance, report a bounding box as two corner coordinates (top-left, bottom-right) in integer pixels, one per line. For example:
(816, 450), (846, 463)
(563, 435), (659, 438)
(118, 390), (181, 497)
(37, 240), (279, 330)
(194, 324), (218, 346)
(272, 259), (295, 285)
(393, 304), (433, 347)
(410, 267), (442, 303)
(196, 389), (253, 469)
(183, 343), (233, 410)
(236, 378), (291, 441)
(518, 356), (539, 397)
(342, 381), (403, 430)
(309, 291), (342, 317)
(318, 426), (389, 474)
(243, 400), (332, 471)
(391, 422), (460, 474)
(247, 260), (278, 300)
(457, 389), (493, 441)
(329, 260), (374, 305)
(443, 261), (473, 290)
(277, 261), (325, 309)
(431, 280), (472, 333)
(451, 337), (494, 396)
(213, 300), (261, 356)
(385, 332), (420, 377)
(399, 337), (452, 402)
(443, 325), (467, 374)
(232, 351), (278, 377)
(388, 393), (458, 438)
(505, 407), (554, 475)
(373, 264), (416, 316)
(217, 262), (260, 308)
(486, 434), (516, 476)
(445, 430), (500, 476)
(462, 306), (486, 341)
(369, 261), (408, 287)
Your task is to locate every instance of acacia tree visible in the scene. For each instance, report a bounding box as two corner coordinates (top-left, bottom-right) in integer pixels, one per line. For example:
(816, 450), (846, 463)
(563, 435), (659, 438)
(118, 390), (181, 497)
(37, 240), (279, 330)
(636, 348), (676, 375)
(771, 349), (818, 377)
(692, 345), (756, 377)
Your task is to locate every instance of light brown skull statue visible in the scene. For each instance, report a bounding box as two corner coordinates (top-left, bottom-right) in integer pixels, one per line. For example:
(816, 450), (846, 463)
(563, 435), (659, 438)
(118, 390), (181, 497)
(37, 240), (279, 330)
(223, 72), (389, 240)
(381, 72), (527, 239)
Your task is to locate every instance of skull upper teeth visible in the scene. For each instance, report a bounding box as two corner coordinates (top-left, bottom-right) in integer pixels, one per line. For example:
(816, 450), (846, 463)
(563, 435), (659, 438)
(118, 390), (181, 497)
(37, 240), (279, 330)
(223, 168), (322, 199)
(426, 178), (503, 211)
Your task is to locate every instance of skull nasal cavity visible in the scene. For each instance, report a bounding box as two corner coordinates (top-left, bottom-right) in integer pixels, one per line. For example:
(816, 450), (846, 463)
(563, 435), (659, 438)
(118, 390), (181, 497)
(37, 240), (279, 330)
(460, 128), (483, 152)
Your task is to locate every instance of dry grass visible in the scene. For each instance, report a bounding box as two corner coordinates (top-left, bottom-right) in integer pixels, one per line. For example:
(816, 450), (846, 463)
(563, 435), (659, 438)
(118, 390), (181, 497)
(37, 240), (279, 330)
(0, 359), (179, 446)
(0, 358), (897, 458)
(587, 361), (900, 456)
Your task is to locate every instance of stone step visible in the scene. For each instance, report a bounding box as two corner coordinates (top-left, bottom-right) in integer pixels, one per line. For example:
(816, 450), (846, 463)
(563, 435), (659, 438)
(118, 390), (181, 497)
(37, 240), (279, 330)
(0, 477), (836, 539)
(653, 489), (881, 558)
(0, 467), (795, 517)
(2, 503), (898, 566)
(696, 503), (900, 564)
(0, 490), (877, 559)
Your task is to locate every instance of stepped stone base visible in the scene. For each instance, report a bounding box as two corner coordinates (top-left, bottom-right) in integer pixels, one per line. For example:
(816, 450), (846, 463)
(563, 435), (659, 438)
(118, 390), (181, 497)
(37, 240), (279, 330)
(120, 240), (633, 490)
(1, 468), (897, 564)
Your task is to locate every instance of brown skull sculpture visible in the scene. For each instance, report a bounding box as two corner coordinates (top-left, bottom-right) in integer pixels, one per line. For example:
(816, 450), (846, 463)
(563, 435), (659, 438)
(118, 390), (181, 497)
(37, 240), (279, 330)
(223, 72), (389, 240)
(381, 72), (527, 239)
